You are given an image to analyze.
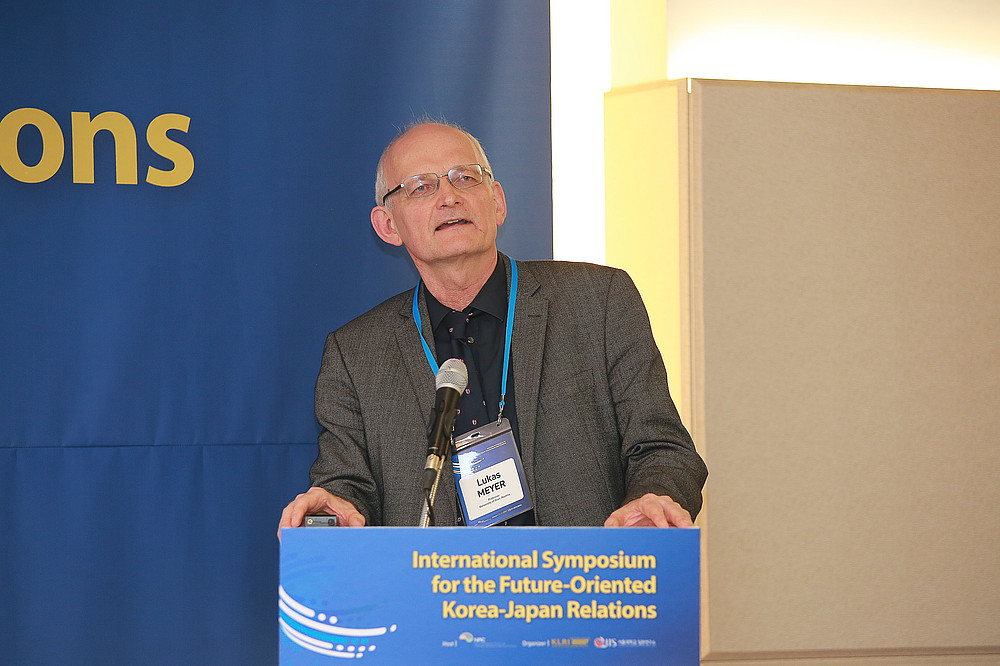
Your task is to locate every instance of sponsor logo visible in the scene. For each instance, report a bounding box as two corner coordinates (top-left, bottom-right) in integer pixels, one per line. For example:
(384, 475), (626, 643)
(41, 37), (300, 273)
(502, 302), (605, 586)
(445, 631), (486, 646)
(593, 636), (657, 649)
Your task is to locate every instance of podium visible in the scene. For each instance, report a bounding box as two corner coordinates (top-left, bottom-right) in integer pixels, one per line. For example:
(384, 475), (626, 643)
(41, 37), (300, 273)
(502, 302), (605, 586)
(279, 527), (699, 665)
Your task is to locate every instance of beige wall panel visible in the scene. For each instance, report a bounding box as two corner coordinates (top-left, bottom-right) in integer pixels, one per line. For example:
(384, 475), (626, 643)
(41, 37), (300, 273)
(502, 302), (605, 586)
(691, 80), (1000, 660)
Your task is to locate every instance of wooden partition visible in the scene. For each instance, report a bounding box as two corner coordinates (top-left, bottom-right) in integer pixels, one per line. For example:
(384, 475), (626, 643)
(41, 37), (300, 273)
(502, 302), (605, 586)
(681, 80), (1000, 663)
(605, 78), (1000, 663)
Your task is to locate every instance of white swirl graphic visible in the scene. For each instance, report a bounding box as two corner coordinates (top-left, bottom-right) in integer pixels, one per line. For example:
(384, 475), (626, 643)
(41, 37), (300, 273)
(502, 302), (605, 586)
(278, 585), (397, 659)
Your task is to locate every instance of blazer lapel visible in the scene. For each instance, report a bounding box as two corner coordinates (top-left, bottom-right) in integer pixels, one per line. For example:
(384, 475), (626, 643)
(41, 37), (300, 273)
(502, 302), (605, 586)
(395, 287), (436, 429)
(508, 258), (547, 496)
(394, 286), (460, 525)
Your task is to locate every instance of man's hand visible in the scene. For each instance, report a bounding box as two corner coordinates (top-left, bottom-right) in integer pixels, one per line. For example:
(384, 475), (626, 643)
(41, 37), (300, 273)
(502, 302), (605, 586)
(277, 487), (366, 539)
(604, 493), (693, 528)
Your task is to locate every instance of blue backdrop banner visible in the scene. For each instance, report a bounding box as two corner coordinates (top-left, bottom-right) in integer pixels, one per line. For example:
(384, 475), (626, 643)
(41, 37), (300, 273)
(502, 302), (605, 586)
(1, 2), (551, 664)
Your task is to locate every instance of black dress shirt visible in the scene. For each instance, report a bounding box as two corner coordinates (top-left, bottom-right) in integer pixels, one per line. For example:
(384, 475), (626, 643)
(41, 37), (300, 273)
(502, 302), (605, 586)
(424, 256), (534, 525)
(425, 256), (519, 445)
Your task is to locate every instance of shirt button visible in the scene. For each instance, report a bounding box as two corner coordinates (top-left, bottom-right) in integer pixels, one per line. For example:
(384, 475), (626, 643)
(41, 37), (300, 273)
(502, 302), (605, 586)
(467, 337), (474, 344)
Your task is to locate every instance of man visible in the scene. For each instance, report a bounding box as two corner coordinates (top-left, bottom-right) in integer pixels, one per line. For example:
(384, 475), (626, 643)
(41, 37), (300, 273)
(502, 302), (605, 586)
(278, 121), (706, 532)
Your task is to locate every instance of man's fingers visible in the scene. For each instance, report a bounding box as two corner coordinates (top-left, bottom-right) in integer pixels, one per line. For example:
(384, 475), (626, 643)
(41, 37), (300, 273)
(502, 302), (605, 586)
(277, 493), (309, 540)
(662, 499), (693, 528)
(641, 497), (672, 528)
(318, 491), (366, 527)
(604, 494), (692, 528)
(276, 488), (365, 540)
(277, 498), (307, 539)
(343, 511), (366, 527)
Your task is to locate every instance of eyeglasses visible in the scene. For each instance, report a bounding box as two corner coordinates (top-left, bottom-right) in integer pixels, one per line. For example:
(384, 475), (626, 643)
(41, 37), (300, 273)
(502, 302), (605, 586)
(381, 163), (491, 205)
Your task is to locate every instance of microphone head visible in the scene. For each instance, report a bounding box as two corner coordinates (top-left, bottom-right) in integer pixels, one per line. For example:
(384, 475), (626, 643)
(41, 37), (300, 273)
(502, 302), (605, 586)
(436, 358), (469, 393)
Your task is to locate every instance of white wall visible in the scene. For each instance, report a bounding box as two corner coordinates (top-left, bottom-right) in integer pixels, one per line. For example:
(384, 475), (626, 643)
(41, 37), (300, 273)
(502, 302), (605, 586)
(550, 0), (1000, 264)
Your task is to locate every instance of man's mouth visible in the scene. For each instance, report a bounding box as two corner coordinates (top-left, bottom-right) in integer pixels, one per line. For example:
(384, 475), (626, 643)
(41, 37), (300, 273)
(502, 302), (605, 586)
(435, 218), (472, 231)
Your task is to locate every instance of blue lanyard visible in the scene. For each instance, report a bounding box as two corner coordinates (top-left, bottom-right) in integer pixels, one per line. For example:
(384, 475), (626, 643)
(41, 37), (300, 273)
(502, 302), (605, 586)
(412, 259), (517, 423)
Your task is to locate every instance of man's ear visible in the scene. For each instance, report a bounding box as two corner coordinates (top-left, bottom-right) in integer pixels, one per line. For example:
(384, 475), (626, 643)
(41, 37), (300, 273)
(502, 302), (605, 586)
(492, 181), (507, 227)
(371, 206), (403, 246)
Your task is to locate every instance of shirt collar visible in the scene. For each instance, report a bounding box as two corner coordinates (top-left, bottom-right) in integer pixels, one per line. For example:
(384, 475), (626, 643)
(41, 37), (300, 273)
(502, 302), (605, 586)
(425, 253), (509, 330)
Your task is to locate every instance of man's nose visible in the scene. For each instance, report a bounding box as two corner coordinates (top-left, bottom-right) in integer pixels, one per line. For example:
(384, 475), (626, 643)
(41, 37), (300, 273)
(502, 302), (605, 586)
(436, 177), (463, 205)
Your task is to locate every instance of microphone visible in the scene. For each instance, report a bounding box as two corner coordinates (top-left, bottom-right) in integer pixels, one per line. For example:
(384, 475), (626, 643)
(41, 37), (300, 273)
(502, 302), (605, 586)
(419, 358), (468, 526)
(424, 358), (468, 481)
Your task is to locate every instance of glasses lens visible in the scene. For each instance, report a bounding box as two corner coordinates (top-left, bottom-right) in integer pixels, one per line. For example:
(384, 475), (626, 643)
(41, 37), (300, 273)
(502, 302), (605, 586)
(448, 164), (484, 189)
(403, 174), (440, 198)
(399, 165), (486, 199)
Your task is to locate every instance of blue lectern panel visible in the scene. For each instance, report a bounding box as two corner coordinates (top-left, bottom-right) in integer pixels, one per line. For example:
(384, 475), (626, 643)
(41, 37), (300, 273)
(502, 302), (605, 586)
(280, 527), (699, 665)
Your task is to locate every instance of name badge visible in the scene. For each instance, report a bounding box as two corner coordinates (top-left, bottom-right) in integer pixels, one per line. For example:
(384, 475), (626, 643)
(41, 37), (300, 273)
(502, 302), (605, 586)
(452, 418), (532, 527)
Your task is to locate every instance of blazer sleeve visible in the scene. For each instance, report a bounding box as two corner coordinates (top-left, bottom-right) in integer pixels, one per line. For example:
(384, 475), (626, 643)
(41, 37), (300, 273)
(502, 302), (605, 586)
(308, 331), (381, 525)
(603, 268), (708, 517)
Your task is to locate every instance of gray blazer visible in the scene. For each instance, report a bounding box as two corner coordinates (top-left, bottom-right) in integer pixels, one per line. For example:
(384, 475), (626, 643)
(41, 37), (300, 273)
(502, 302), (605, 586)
(309, 255), (707, 526)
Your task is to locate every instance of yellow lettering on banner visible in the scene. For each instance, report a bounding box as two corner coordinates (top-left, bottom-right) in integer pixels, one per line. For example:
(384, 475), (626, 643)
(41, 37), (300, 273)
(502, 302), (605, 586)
(71, 111), (138, 184)
(502, 600), (563, 623)
(0, 108), (65, 183)
(442, 601), (501, 620)
(146, 113), (194, 187)
(565, 600), (658, 620)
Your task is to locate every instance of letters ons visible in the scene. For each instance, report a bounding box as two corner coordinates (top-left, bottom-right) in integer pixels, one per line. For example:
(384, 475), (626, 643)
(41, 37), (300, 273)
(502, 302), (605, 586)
(0, 108), (193, 186)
